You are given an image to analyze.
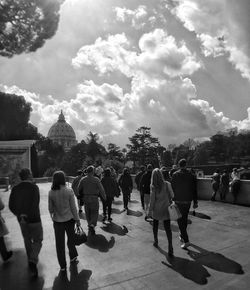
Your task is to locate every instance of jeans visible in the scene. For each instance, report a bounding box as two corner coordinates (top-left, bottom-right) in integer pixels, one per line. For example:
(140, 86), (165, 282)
(176, 203), (191, 243)
(102, 198), (112, 218)
(19, 221), (43, 264)
(153, 219), (172, 249)
(84, 199), (99, 227)
(53, 219), (77, 269)
(121, 189), (130, 209)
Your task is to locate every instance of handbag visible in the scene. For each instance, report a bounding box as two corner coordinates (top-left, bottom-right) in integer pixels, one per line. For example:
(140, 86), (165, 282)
(74, 225), (87, 245)
(168, 202), (182, 221)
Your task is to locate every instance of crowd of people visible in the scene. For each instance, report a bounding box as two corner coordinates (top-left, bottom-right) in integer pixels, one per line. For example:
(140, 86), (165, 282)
(0, 159), (205, 279)
(211, 167), (241, 203)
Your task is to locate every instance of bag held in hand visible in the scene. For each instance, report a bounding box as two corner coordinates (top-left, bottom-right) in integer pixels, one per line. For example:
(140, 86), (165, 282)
(168, 202), (182, 221)
(74, 225), (87, 245)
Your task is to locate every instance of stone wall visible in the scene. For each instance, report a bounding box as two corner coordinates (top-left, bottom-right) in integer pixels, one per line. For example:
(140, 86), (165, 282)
(197, 178), (250, 206)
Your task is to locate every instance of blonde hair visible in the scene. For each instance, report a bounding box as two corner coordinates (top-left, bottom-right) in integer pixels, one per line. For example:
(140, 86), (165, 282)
(151, 168), (164, 193)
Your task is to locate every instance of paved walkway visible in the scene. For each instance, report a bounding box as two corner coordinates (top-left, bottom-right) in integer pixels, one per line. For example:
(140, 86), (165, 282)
(0, 183), (249, 289)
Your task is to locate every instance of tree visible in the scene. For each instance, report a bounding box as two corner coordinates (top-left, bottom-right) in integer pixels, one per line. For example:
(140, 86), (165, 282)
(161, 150), (173, 167)
(126, 126), (161, 167)
(86, 132), (106, 162)
(192, 144), (209, 165)
(107, 143), (123, 161)
(0, 0), (64, 57)
(61, 141), (87, 175)
(0, 91), (39, 140)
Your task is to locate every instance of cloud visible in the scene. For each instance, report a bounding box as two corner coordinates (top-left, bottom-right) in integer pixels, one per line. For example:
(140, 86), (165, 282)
(114, 5), (148, 29)
(166, 0), (250, 80)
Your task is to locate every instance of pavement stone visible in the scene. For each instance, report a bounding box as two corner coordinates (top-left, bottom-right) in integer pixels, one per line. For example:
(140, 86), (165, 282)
(0, 183), (249, 289)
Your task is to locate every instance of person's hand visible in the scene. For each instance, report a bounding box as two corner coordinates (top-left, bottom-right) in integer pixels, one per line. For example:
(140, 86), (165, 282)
(193, 202), (198, 209)
(76, 220), (81, 227)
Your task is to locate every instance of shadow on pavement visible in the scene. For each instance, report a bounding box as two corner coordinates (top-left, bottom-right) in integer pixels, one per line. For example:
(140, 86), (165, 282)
(0, 249), (44, 290)
(100, 222), (128, 236)
(85, 234), (115, 252)
(51, 264), (92, 290)
(111, 208), (124, 214)
(112, 200), (123, 206)
(158, 247), (210, 285)
(79, 212), (103, 222)
(189, 211), (211, 220)
(126, 209), (143, 217)
(188, 244), (244, 274)
(128, 199), (139, 204)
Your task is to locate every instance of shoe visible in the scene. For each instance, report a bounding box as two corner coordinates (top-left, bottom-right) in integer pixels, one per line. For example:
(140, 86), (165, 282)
(153, 241), (158, 248)
(3, 251), (13, 262)
(70, 256), (79, 264)
(144, 216), (148, 221)
(179, 235), (184, 243)
(108, 217), (112, 222)
(102, 216), (107, 222)
(181, 242), (190, 249)
(79, 209), (83, 213)
(29, 262), (38, 278)
(88, 226), (95, 235)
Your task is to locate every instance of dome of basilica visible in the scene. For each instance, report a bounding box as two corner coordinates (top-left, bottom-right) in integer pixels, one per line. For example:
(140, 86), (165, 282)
(47, 111), (77, 151)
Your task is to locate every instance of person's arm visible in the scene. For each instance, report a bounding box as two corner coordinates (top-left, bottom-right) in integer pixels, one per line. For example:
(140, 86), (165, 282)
(48, 191), (54, 220)
(77, 179), (84, 198)
(149, 185), (156, 213)
(98, 179), (106, 200)
(69, 189), (80, 225)
(9, 188), (17, 216)
(166, 182), (174, 201)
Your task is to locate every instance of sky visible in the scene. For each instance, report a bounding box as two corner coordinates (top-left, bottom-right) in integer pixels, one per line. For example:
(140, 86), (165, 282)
(0, 0), (250, 148)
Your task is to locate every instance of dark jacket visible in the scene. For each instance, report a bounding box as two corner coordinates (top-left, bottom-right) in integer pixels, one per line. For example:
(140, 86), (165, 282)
(101, 176), (120, 199)
(171, 169), (197, 203)
(71, 175), (82, 197)
(140, 171), (152, 195)
(9, 181), (41, 223)
(135, 171), (145, 190)
(118, 173), (133, 191)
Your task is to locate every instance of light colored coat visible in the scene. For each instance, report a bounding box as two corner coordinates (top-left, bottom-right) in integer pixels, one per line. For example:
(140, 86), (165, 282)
(149, 181), (174, 221)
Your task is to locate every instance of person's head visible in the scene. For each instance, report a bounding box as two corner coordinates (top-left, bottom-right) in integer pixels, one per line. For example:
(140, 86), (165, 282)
(104, 168), (111, 177)
(123, 167), (130, 175)
(215, 168), (220, 173)
(87, 165), (95, 175)
(178, 159), (187, 168)
(161, 167), (170, 181)
(147, 164), (153, 172)
(140, 165), (145, 172)
(19, 168), (32, 181)
(172, 164), (177, 170)
(233, 168), (238, 173)
(77, 170), (83, 176)
(151, 168), (164, 192)
(51, 171), (66, 190)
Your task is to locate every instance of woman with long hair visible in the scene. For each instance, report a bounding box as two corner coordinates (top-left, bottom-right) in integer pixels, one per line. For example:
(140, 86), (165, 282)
(48, 171), (80, 271)
(149, 168), (174, 256)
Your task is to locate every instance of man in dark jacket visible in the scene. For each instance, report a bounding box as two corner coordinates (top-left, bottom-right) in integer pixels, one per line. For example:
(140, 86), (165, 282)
(140, 164), (153, 221)
(9, 168), (43, 277)
(171, 159), (198, 249)
(135, 165), (146, 210)
(72, 169), (84, 213)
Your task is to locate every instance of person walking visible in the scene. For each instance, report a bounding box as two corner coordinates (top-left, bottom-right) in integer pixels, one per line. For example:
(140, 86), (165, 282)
(71, 170), (84, 213)
(220, 170), (230, 200)
(140, 164), (153, 221)
(48, 171), (80, 272)
(101, 168), (119, 222)
(211, 169), (220, 201)
(78, 166), (106, 235)
(171, 159), (198, 249)
(118, 168), (133, 213)
(135, 166), (146, 209)
(0, 196), (13, 263)
(149, 168), (174, 256)
(9, 168), (43, 277)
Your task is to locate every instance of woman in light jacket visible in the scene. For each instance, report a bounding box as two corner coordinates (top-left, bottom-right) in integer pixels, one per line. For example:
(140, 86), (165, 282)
(149, 168), (174, 256)
(48, 171), (80, 271)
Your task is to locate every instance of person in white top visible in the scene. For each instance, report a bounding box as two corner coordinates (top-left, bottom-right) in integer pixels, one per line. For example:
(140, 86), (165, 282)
(149, 168), (174, 256)
(48, 171), (80, 272)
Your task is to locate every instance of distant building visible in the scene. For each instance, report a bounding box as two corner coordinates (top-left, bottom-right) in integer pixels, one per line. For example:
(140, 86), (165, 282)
(47, 111), (77, 151)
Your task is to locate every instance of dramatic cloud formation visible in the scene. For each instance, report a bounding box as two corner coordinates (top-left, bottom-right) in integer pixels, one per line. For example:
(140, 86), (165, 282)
(166, 0), (250, 80)
(1, 0), (249, 147)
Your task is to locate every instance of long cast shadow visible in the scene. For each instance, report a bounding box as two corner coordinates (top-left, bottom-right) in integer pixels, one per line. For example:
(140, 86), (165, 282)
(112, 200), (123, 206)
(189, 211), (211, 220)
(79, 212), (103, 222)
(187, 244), (244, 274)
(128, 199), (139, 204)
(149, 221), (179, 232)
(126, 209), (143, 217)
(100, 222), (128, 236)
(158, 246), (210, 285)
(0, 249), (44, 290)
(111, 208), (124, 215)
(52, 264), (92, 290)
(85, 234), (115, 252)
